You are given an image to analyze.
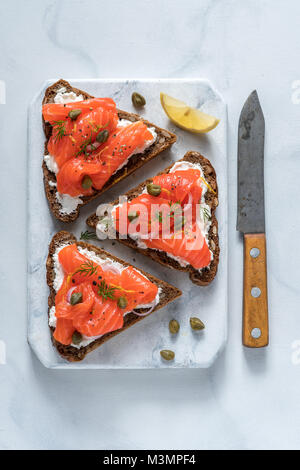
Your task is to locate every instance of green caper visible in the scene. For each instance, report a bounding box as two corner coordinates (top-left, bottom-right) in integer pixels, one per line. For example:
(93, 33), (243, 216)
(118, 297), (128, 309)
(160, 350), (175, 361)
(132, 92), (146, 108)
(147, 183), (161, 197)
(128, 211), (139, 222)
(70, 292), (83, 305)
(82, 175), (92, 189)
(169, 319), (180, 334)
(190, 317), (205, 331)
(68, 109), (82, 120)
(72, 330), (83, 345)
(96, 129), (109, 143)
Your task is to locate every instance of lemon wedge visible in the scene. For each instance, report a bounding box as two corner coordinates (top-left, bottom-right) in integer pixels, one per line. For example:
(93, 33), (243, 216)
(160, 93), (220, 133)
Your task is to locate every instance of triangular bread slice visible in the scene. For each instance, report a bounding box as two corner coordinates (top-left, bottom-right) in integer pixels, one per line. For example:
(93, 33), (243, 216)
(47, 231), (182, 362)
(86, 151), (220, 286)
(42, 79), (176, 222)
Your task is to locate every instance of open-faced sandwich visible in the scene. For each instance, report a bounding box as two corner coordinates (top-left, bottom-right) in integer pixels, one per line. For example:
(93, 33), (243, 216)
(47, 231), (182, 361)
(42, 79), (176, 222)
(87, 151), (219, 286)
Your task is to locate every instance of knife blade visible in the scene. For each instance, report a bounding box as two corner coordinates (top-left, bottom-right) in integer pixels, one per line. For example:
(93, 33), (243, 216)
(237, 91), (269, 348)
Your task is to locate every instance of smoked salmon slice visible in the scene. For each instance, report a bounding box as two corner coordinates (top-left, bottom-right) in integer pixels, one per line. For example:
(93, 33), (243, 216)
(52, 244), (158, 345)
(53, 318), (75, 346)
(73, 298), (123, 337)
(119, 266), (158, 310)
(114, 193), (177, 238)
(43, 97), (156, 197)
(153, 169), (203, 204)
(144, 224), (211, 270)
(56, 121), (154, 197)
(47, 105), (119, 169)
(112, 168), (212, 270)
(87, 121), (154, 190)
(43, 98), (116, 124)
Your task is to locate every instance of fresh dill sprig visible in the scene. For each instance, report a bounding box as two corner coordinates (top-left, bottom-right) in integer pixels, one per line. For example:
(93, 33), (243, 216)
(201, 207), (211, 223)
(168, 200), (181, 208)
(74, 258), (118, 303)
(75, 122), (110, 158)
(154, 203), (182, 225)
(80, 230), (97, 241)
(75, 260), (97, 277)
(52, 120), (66, 142)
(75, 135), (92, 158)
(97, 281), (118, 301)
(155, 211), (163, 223)
(168, 202), (182, 219)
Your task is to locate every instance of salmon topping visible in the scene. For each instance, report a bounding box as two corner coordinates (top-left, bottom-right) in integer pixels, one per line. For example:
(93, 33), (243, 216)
(53, 244), (158, 345)
(113, 169), (212, 270)
(43, 99), (155, 197)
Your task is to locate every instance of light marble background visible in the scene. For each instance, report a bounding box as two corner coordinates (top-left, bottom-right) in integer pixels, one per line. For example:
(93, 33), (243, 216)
(0, 0), (299, 450)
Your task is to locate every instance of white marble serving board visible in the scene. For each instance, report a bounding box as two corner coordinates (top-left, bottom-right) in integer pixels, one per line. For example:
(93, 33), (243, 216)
(27, 78), (227, 369)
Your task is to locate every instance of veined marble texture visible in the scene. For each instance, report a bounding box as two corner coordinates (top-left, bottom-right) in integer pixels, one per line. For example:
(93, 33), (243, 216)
(0, 0), (300, 451)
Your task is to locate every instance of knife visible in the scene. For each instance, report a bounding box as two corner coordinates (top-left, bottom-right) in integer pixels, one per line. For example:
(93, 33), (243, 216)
(237, 90), (269, 348)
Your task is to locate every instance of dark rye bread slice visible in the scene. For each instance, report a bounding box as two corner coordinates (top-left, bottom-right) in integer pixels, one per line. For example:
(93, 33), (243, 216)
(47, 231), (182, 362)
(42, 79), (176, 223)
(87, 151), (220, 286)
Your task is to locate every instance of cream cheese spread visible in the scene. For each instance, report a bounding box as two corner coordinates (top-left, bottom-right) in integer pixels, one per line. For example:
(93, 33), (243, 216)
(44, 154), (58, 174)
(53, 87), (83, 104)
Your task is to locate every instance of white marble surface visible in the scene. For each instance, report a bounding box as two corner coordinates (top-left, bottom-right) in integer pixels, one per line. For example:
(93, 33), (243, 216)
(0, 0), (299, 450)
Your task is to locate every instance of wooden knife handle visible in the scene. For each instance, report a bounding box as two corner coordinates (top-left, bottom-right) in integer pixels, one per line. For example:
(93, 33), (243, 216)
(243, 233), (269, 347)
